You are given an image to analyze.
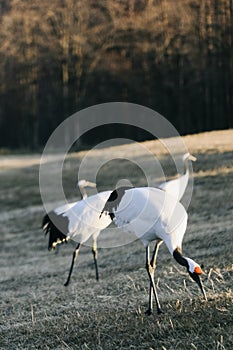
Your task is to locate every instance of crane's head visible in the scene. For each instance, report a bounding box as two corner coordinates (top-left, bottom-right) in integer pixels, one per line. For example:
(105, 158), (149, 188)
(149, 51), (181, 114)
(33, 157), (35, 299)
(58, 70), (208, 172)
(185, 257), (207, 300)
(77, 179), (96, 188)
(183, 153), (197, 162)
(77, 179), (96, 199)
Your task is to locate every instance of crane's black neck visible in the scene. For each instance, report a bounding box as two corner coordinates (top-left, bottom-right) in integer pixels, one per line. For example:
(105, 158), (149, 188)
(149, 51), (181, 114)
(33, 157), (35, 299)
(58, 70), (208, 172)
(173, 247), (188, 269)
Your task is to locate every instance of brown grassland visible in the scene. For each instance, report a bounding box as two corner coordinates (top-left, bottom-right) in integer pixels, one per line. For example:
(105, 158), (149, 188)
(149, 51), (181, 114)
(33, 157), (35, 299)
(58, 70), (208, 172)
(0, 129), (233, 349)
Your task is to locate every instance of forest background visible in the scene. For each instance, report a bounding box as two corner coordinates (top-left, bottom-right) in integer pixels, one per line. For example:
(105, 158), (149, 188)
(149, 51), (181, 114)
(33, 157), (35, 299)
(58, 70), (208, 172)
(0, 0), (232, 149)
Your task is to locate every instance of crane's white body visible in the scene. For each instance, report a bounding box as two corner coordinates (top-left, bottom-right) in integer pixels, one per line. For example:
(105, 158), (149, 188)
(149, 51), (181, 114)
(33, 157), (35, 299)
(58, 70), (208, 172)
(43, 180), (111, 285)
(111, 187), (188, 254)
(101, 183), (206, 313)
(59, 191), (112, 243)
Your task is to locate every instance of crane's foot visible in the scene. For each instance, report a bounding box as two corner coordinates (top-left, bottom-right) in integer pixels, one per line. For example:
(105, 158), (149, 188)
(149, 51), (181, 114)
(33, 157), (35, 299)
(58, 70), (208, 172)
(145, 308), (153, 316)
(145, 307), (163, 316)
(157, 308), (163, 315)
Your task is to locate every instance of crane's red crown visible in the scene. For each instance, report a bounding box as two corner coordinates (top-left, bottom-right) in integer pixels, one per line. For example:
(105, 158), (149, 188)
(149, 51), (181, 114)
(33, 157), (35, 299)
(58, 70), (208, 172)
(194, 266), (202, 275)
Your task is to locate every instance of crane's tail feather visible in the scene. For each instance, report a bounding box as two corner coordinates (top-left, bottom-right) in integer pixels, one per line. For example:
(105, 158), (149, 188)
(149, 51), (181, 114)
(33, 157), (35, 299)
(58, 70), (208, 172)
(42, 213), (69, 250)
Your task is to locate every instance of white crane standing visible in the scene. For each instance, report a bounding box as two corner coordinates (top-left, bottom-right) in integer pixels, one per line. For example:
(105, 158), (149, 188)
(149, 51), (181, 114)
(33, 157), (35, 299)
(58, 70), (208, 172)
(159, 153), (197, 201)
(100, 185), (207, 315)
(42, 180), (112, 286)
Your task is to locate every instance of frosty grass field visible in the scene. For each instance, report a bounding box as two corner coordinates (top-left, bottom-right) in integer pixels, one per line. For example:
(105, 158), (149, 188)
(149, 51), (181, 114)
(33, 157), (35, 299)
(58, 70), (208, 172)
(0, 129), (232, 349)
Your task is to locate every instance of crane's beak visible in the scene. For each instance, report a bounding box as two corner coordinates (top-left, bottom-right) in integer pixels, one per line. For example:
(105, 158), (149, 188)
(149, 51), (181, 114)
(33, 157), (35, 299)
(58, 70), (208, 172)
(189, 154), (197, 162)
(196, 275), (207, 300)
(189, 272), (207, 300)
(86, 181), (96, 188)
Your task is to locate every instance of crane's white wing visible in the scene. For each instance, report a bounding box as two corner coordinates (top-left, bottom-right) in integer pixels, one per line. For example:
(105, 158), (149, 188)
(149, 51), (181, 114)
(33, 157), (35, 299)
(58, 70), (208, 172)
(54, 202), (77, 215)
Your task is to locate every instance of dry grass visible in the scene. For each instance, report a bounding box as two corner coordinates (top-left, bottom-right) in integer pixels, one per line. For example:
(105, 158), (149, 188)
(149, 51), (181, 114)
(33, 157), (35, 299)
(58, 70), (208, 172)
(0, 129), (233, 349)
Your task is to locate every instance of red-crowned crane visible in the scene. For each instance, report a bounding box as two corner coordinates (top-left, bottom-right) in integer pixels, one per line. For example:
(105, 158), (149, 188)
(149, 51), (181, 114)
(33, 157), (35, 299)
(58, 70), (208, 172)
(100, 185), (207, 315)
(42, 180), (112, 286)
(159, 153), (197, 201)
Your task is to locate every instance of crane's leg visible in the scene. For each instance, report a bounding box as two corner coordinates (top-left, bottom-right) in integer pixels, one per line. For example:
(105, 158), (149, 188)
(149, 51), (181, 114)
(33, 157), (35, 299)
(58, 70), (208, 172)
(92, 238), (99, 281)
(64, 243), (81, 286)
(146, 241), (163, 315)
(145, 245), (162, 315)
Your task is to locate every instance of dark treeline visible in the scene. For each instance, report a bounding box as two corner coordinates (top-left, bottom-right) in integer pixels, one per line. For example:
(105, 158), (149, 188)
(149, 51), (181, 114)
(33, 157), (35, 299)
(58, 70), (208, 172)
(0, 0), (232, 149)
